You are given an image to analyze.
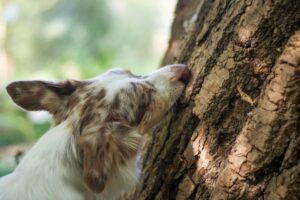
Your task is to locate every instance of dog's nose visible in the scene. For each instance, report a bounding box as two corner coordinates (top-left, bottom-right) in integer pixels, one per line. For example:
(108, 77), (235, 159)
(170, 64), (191, 84)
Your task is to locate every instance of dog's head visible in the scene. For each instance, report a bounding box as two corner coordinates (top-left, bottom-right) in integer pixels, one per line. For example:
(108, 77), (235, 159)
(6, 64), (190, 193)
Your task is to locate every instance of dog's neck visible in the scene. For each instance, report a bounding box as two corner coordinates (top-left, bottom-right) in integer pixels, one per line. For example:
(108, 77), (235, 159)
(10, 121), (139, 200)
(13, 122), (97, 199)
(16, 121), (79, 172)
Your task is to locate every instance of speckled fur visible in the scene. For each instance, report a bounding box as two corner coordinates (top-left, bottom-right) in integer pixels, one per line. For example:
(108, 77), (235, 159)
(1, 65), (188, 200)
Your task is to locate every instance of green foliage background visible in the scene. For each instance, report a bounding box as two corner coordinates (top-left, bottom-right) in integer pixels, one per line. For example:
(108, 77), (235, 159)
(0, 0), (175, 175)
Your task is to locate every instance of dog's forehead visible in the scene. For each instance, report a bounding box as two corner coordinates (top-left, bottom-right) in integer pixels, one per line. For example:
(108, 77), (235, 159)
(92, 68), (132, 81)
(86, 77), (130, 101)
(84, 70), (146, 102)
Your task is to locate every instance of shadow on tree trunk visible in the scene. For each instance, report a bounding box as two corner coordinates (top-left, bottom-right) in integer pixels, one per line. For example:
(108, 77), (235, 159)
(126, 0), (300, 199)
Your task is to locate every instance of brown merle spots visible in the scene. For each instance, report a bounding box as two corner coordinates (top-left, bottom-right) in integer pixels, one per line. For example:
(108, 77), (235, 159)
(76, 80), (150, 192)
(6, 64), (188, 197)
(145, 81), (155, 89)
(79, 114), (95, 134)
(96, 89), (106, 102)
(6, 80), (80, 118)
(79, 122), (140, 193)
(133, 83), (155, 124)
(130, 82), (138, 94)
(110, 123), (132, 135)
(111, 93), (121, 110)
(66, 95), (80, 111)
(46, 80), (78, 96)
(79, 92), (106, 134)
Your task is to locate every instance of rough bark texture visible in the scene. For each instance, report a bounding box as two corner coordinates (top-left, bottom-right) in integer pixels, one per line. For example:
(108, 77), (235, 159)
(128, 0), (300, 199)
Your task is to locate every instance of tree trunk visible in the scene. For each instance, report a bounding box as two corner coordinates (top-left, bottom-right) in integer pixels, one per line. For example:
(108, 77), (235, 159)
(128, 0), (300, 199)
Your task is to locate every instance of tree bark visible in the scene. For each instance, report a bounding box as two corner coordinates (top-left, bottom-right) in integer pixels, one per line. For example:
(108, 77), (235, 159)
(128, 0), (300, 199)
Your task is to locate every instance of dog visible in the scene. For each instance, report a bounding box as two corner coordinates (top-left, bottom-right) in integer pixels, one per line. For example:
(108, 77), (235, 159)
(0, 64), (190, 200)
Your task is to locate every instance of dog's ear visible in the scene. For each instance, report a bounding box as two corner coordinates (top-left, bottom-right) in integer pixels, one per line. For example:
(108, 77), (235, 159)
(79, 122), (139, 193)
(6, 80), (79, 113)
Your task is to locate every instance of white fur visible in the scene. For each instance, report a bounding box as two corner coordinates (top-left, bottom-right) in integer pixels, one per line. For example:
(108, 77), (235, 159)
(0, 122), (138, 200)
(0, 64), (188, 200)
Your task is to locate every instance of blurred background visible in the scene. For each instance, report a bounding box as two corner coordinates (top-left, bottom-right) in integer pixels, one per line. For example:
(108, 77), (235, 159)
(0, 0), (176, 176)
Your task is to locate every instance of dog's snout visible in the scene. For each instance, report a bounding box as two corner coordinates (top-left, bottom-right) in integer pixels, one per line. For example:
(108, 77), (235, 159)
(170, 64), (191, 84)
